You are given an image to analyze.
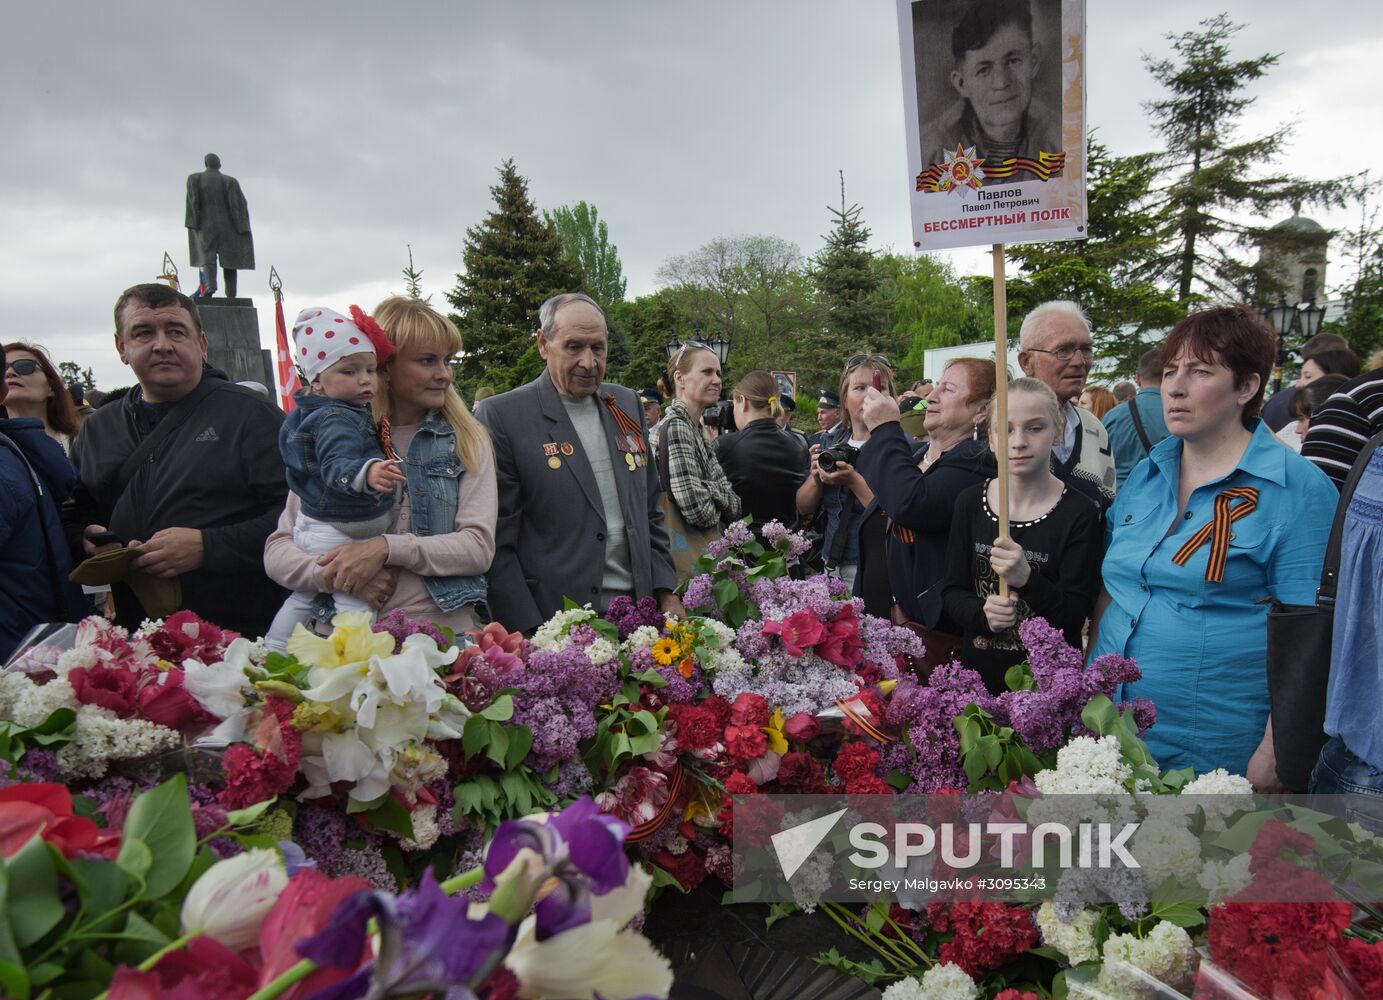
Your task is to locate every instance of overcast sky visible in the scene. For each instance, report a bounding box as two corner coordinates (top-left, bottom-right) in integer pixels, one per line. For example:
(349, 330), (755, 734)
(3, 0), (1380, 390)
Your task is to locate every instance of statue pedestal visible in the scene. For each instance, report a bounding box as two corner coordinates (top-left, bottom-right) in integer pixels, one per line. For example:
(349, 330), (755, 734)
(195, 297), (272, 389)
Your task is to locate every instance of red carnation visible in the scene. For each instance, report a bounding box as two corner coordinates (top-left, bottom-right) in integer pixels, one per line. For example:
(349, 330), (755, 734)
(927, 901), (1037, 977)
(145, 610), (239, 664)
(844, 773), (892, 796)
(724, 724), (768, 762)
(649, 848), (707, 891)
(994, 991), (1041, 1000)
(218, 698), (303, 809)
(668, 703), (720, 752)
(702, 694), (733, 729)
(833, 742), (880, 783)
(68, 663), (141, 717)
(729, 691), (771, 728)
(775, 752), (826, 794)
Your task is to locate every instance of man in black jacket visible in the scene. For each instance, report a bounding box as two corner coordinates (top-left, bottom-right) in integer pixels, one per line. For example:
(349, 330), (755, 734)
(63, 283), (287, 637)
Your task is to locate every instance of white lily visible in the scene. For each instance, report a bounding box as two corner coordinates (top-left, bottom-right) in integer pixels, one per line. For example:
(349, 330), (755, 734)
(503, 866), (672, 999)
(318, 729), (396, 802)
(180, 848), (288, 950)
(183, 637), (254, 719)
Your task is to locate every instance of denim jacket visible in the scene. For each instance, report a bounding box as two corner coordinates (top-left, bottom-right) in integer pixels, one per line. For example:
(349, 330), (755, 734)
(310, 409), (487, 623)
(280, 392), (393, 523)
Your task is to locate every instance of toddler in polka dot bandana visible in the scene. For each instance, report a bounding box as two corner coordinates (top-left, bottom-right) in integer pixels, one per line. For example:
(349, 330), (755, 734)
(265, 306), (406, 649)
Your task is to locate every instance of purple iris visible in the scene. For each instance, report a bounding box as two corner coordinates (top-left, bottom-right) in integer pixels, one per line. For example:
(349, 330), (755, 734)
(298, 869), (511, 1000)
(484, 797), (631, 940)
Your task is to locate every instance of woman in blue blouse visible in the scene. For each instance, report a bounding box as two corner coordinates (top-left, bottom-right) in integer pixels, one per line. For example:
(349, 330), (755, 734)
(1089, 306), (1338, 787)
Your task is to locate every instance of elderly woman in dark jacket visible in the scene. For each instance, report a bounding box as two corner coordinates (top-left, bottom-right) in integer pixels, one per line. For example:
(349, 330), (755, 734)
(853, 358), (995, 671)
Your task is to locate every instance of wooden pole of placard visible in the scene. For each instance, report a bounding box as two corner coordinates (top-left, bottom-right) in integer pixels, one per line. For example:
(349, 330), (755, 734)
(991, 243), (1010, 599)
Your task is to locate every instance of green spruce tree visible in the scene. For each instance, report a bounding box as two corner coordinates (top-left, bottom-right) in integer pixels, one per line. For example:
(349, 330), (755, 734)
(1142, 15), (1359, 303)
(810, 173), (889, 364)
(401, 244), (430, 303)
(447, 159), (582, 391)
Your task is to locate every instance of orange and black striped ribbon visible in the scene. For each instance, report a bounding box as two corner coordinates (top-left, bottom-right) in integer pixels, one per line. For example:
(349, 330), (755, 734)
(1171, 486), (1259, 582)
(626, 764), (685, 843)
(377, 416), (401, 461)
(835, 697), (893, 744)
(603, 393), (647, 454)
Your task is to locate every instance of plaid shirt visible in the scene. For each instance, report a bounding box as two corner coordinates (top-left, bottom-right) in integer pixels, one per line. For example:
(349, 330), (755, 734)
(654, 399), (742, 530)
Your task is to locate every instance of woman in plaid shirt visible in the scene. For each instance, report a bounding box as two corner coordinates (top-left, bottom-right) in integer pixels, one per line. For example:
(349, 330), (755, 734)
(653, 342), (742, 530)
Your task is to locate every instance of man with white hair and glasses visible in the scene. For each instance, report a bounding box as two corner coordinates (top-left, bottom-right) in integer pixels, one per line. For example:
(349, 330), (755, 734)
(1017, 300), (1116, 508)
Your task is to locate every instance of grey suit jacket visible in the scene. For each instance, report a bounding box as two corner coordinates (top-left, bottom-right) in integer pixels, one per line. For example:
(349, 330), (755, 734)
(476, 371), (676, 632)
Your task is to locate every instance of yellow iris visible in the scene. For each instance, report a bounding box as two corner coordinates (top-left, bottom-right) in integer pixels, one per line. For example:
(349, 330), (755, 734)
(651, 638), (682, 666)
(763, 707), (788, 756)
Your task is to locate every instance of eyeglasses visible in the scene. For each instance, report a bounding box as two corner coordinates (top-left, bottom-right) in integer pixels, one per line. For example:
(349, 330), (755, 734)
(4, 359), (39, 376)
(845, 353), (892, 372)
(1026, 345), (1095, 361)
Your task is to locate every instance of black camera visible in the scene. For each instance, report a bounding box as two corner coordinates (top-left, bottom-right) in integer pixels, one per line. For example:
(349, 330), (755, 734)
(702, 399), (736, 432)
(817, 443), (859, 471)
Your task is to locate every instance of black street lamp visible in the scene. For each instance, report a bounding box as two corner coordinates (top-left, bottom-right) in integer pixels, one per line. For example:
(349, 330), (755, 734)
(1264, 294), (1328, 392)
(665, 326), (731, 366)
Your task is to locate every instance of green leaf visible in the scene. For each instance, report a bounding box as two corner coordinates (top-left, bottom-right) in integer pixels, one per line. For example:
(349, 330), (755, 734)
(119, 774), (195, 900)
(629, 710), (659, 734)
(963, 749), (988, 785)
(485, 725), (511, 767)
(506, 725), (534, 769)
(123, 910), (172, 947)
(225, 797), (277, 827)
(117, 836), (153, 881)
(4, 838), (63, 947)
(1147, 901), (1206, 929)
(361, 797), (416, 840)
(462, 714), (490, 759)
(0, 866), (31, 1000)
(713, 577), (740, 608)
(1080, 695), (1118, 736)
(1004, 663), (1035, 692)
(480, 694), (515, 722)
(764, 902), (798, 929)
(631, 668), (668, 687)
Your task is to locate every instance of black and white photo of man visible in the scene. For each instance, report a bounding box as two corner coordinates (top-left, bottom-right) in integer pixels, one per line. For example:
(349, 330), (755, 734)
(915, 0), (1062, 186)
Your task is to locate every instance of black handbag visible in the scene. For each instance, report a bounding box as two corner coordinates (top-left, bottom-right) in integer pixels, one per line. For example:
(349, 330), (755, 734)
(1265, 430), (1383, 790)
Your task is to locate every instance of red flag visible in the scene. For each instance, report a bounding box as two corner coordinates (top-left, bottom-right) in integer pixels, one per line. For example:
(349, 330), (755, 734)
(274, 292), (302, 412)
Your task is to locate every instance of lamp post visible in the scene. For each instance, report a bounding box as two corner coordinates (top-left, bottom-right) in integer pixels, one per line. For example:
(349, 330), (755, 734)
(1264, 294), (1327, 392)
(664, 326), (731, 366)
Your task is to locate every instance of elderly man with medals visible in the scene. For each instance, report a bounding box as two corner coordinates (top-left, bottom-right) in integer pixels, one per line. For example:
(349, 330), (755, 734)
(476, 292), (681, 633)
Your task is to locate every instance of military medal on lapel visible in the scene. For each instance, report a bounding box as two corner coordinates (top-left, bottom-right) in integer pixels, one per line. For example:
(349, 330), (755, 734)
(603, 393), (648, 473)
(625, 453), (637, 471)
(544, 442), (561, 469)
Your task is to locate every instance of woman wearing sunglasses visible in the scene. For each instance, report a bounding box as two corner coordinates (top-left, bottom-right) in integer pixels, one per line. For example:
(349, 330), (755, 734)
(797, 353), (895, 592)
(2, 342), (81, 454)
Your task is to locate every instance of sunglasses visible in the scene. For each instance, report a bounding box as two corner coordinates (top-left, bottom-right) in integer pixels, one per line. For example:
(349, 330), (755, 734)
(4, 359), (39, 376)
(845, 353), (892, 372)
(671, 339), (713, 368)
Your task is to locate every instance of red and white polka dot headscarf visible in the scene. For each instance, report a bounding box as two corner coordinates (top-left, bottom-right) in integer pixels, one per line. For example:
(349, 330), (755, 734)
(292, 305), (397, 381)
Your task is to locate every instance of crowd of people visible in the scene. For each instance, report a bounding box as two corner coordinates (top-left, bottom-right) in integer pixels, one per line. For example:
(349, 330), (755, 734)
(2, 283), (1381, 801)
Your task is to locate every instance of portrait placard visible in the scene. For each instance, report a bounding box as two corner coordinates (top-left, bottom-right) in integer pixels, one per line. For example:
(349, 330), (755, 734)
(897, 0), (1087, 251)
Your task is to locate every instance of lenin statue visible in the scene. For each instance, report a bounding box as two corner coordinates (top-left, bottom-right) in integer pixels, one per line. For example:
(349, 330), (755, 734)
(186, 153), (255, 298)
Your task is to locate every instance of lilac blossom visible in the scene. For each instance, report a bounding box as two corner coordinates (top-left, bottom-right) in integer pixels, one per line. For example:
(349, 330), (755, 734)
(605, 596), (664, 639)
(683, 574), (716, 610)
(883, 668), (1002, 793)
(653, 662), (703, 703)
(373, 608), (448, 653)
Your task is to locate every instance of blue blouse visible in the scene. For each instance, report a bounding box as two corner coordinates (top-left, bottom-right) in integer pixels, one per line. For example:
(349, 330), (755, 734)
(1090, 420), (1337, 775)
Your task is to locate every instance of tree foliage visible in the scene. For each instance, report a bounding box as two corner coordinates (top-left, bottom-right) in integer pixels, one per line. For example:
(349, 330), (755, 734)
(543, 201), (628, 310)
(401, 244), (430, 303)
(1003, 138), (1186, 374)
(809, 174), (889, 360)
(447, 159), (581, 393)
(57, 361), (96, 391)
(1141, 14), (1360, 303)
(1324, 189), (1383, 361)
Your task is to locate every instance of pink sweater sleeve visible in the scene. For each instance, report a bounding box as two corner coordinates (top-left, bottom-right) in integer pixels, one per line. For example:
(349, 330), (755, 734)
(383, 437), (498, 576)
(262, 492), (327, 592)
